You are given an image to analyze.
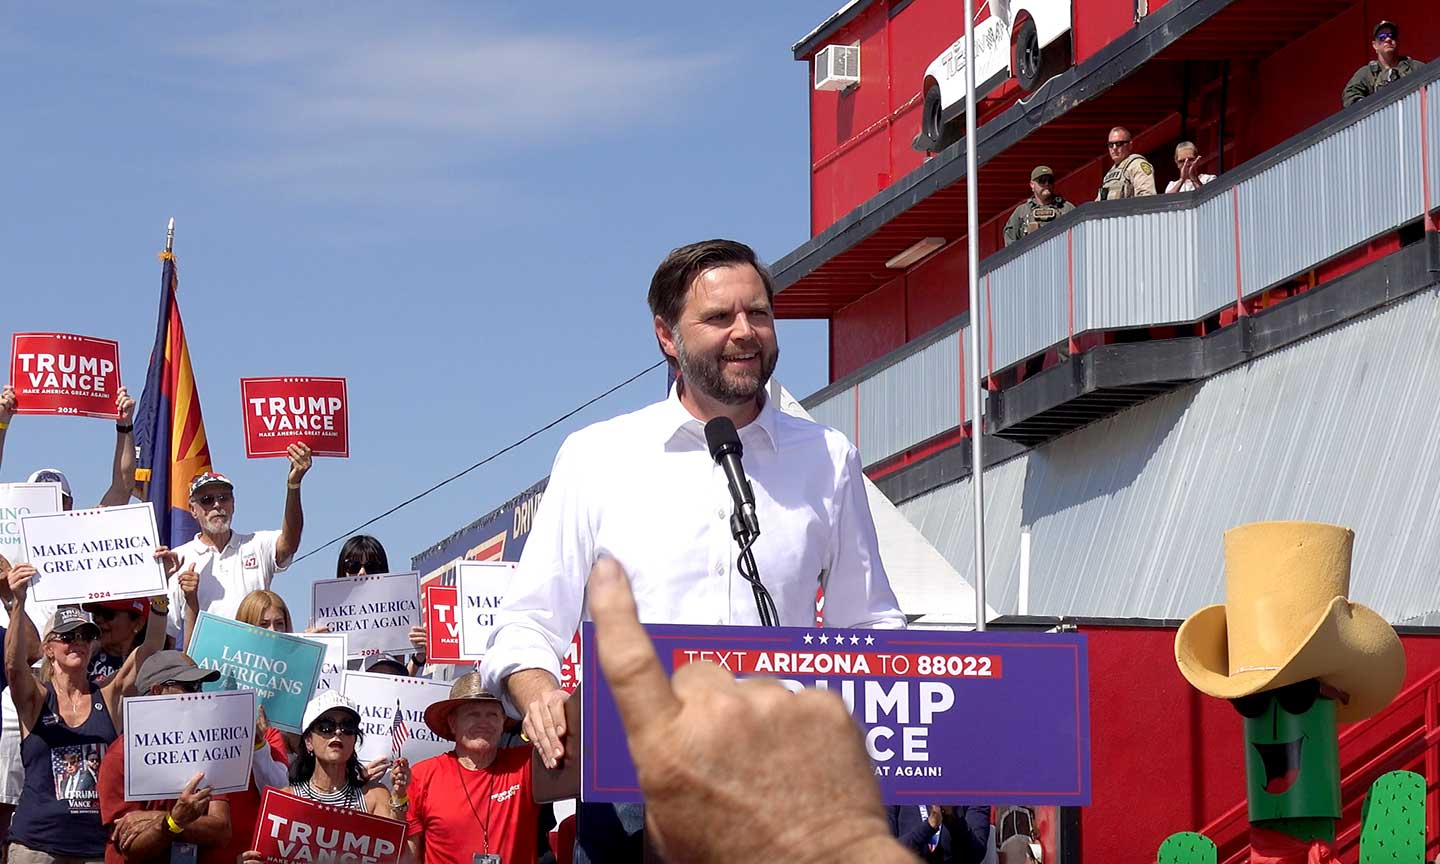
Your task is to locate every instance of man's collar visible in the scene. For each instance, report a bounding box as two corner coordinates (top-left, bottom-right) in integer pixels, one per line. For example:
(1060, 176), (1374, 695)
(660, 382), (779, 453)
(192, 531), (238, 551)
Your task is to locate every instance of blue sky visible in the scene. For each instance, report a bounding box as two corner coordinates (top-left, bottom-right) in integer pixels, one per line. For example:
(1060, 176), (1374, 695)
(0, 1), (840, 622)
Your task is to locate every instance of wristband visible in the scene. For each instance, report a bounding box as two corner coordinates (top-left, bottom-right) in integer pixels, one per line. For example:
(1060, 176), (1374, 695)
(0, 421), (7, 431)
(166, 815), (185, 835)
(287, 481), (302, 490)
(390, 794), (409, 808)
(255, 739), (266, 751)
(116, 423), (134, 434)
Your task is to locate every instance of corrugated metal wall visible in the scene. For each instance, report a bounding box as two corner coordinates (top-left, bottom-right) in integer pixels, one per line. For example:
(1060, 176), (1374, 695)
(897, 288), (1440, 625)
(1072, 208), (1197, 332)
(806, 386), (856, 445)
(985, 235), (1069, 375)
(1238, 92), (1424, 296)
(1428, 81), (1440, 213)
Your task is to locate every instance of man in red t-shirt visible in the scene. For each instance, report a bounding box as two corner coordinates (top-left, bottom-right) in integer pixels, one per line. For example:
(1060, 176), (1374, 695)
(97, 651), (231, 864)
(407, 672), (539, 864)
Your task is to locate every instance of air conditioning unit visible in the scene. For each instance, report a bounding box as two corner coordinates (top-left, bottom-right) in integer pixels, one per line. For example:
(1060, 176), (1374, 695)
(814, 44), (861, 91)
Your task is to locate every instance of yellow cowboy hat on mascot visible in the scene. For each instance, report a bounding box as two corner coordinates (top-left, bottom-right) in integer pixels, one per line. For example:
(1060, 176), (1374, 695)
(1174, 521), (1404, 722)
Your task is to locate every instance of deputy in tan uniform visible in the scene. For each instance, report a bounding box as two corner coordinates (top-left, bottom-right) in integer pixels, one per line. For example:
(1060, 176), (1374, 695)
(1004, 166), (1075, 246)
(1341, 21), (1425, 108)
(1096, 127), (1156, 200)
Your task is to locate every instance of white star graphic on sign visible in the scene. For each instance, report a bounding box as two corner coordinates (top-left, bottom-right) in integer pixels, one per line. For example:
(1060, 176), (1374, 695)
(850, 635), (860, 645)
(803, 633), (813, 644)
(818, 634), (829, 645)
(865, 635), (875, 646)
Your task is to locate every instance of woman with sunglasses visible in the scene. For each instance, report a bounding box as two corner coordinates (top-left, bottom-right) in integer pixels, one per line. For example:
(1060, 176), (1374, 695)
(79, 599), (150, 687)
(4, 562), (169, 864)
(284, 691), (407, 816)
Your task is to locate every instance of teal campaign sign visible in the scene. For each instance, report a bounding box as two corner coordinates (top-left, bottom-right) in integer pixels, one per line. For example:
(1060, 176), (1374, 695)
(188, 612), (326, 733)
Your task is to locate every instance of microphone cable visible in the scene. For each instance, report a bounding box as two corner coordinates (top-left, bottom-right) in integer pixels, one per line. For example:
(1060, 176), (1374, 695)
(734, 526), (778, 627)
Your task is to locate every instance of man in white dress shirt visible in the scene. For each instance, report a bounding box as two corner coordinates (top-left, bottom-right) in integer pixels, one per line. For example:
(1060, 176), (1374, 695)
(482, 238), (905, 857)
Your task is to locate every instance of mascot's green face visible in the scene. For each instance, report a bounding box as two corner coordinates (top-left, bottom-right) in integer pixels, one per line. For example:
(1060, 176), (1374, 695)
(1233, 679), (1341, 822)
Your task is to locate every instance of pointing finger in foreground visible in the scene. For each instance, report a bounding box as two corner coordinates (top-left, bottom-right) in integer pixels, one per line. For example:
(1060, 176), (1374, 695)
(588, 556), (681, 743)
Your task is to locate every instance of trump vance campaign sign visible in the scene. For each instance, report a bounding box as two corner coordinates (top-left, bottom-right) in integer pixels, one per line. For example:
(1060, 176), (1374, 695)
(10, 333), (121, 418)
(582, 623), (1091, 806)
(241, 377), (349, 458)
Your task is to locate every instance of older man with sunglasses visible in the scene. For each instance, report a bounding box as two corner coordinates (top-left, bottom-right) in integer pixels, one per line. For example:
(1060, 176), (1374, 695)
(1096, 126), (1156, 200)
(1004, 165), (1075, 246)
(1342, 20), (1425, 108)
(160, 444), (313, 643)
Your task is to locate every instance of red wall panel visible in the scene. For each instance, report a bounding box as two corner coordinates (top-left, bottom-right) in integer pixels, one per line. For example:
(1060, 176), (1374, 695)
(1071, 0), (1137, 66)
(831, 276), (908, 379)
(906, 242), (969, 337)
(1080, 623), (1440, 864)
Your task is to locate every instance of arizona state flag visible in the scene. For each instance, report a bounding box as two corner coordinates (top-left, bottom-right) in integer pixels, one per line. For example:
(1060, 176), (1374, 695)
(134, 250), (213, 547)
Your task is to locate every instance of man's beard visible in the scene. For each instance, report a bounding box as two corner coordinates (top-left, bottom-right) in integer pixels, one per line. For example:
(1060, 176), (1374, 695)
(673, 330), (779, 406)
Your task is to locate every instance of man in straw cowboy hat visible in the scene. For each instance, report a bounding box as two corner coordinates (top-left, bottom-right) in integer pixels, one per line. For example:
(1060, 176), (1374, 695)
(406, 673), (541, 864)
(1168, 521), (1408, 861)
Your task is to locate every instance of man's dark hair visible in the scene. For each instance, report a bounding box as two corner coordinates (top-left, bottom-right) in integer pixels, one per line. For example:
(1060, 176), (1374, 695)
(647, 239), (776, 331)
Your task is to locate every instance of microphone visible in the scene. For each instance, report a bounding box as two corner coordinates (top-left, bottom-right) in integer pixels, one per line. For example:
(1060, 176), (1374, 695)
(704, 417), (760, 538)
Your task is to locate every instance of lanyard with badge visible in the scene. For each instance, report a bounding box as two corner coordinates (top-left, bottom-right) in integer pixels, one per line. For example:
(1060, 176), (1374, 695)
(454, 758), (501, 864)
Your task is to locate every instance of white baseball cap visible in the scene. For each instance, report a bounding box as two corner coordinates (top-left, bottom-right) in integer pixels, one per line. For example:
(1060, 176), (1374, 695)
(28, 468), (72, 500)
(301, 690), (362, 733)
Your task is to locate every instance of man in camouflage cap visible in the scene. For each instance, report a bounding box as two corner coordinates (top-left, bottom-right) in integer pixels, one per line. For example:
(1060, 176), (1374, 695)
(1341, 21), (1424, 108)
(1096, 127), (1155, 201)
(1003, 166), (1075, 246)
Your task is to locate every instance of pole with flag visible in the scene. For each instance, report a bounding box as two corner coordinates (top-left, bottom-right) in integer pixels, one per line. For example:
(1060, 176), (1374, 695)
(390, 699), (409, 762)
(963, 0), (988, 630)
(133, 219), (215, 548)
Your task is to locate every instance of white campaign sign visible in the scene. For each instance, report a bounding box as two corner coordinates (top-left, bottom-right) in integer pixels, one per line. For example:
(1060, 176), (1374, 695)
(311, 572), (421, 659)
(122, 690), (257, 801)
(299, 632), (348, 692)
(340, 671), (452, 766)
(455, 561), (517, 659)
(19, 502), (166, 604)
(0, 483), (63, 567)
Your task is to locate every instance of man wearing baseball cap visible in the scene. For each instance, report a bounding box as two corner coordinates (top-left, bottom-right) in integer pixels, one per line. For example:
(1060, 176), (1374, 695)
(96, 651), (230, 864)
(1342, 20), (1425, 107)
(406, 672), (541, 864)
(1003, 165), (1075, 246)
(162, 443), (313, 641)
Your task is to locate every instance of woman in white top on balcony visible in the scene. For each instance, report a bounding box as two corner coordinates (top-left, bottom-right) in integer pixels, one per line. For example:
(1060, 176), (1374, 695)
(1166, 141), (1217, 193)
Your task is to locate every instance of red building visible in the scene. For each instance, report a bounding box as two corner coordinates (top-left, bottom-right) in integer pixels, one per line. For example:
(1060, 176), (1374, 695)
(778, 0), (1440, 860)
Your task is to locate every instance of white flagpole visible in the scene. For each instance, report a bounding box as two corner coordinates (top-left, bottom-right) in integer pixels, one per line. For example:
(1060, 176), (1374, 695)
(963, 0), (988, 631)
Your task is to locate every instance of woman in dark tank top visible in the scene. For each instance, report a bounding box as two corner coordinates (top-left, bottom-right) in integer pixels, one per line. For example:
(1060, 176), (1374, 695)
(4, 564), (167, 864)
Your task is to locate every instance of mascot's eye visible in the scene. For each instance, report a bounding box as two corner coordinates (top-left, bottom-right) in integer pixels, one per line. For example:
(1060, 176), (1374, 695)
(1230, 693), (1270, 718)
(1275, 679), (1321, 715)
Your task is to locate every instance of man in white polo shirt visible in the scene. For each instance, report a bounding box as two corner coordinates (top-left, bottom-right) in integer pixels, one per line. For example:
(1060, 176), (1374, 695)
(163, 443), (313, 639)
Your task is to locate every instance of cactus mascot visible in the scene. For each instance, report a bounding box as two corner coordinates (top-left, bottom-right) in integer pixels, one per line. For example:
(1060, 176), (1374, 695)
(1157, 522), (1423, 864)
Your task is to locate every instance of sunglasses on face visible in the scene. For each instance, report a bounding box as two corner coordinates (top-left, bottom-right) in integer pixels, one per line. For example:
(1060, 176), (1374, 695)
(1375, 31), (1396, 43)
(49, 631), (93, 645)
(311, 721), (360, 738)
(1107, 139), (1132, 149)
(1034, 176), (1055, 185)
(1231, 679), (1325, 718)
(194, 492), (233, 508)
(342, 558), (381, 576)
(162, 680), (204, 694)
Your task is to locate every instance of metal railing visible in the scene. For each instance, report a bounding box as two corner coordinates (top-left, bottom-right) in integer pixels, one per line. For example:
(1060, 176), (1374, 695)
(804, 68), (1440, 468)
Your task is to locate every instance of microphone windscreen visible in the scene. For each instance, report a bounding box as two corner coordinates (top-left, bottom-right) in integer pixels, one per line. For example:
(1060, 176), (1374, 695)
(704, 416), (742, 461)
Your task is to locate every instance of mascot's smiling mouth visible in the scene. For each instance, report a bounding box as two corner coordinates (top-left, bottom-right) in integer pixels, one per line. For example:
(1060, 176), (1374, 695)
(1253, 737), (1305, 794)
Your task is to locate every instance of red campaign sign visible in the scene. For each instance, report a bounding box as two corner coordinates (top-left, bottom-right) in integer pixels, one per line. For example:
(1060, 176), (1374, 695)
(559, 630), (582, 694)
(9, 333), (121, 419)
(252, 788), (405, 864)
(424, 584), (465, 664)
(241, 377), (350, 458)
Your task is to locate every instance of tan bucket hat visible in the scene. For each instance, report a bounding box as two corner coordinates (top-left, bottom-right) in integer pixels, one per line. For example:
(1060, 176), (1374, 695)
(1174, 521), (1405, 722)
(423, 672), (514, 740)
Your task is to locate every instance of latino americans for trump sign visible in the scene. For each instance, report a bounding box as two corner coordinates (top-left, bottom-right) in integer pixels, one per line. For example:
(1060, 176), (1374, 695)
(582, 623), (1091, 806)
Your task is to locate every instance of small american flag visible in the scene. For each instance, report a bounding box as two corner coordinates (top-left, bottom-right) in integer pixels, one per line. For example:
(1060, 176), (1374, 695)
(389, 700), (409, 760)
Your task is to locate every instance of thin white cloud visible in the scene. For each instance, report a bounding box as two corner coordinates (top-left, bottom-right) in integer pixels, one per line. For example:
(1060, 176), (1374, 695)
(162, 11), (730, 205)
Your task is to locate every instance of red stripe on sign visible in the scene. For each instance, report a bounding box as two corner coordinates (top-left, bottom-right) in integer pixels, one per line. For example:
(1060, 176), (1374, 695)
(671, 649), (1002, 679)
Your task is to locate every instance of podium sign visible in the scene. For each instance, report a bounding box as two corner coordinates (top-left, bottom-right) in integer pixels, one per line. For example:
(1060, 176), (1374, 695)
(581, 623), (1091, 806)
